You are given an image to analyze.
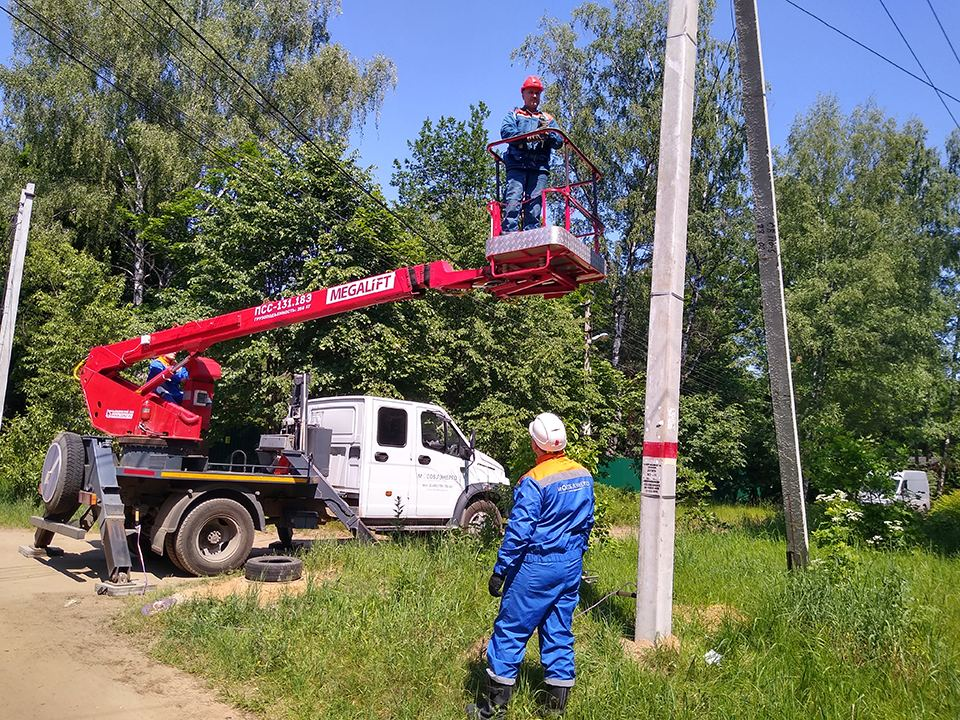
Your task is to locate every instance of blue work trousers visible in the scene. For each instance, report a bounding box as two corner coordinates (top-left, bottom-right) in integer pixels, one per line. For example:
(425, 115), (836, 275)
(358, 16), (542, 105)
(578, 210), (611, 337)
(503, 168), (549, 233)
(486, 552), (583, 687)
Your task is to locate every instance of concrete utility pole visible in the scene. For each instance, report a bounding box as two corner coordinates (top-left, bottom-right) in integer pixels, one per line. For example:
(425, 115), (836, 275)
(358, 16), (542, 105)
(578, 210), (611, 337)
(636, 0), (698, 644)
(0, 183), (36, 430)
(733, 0), (809, 568)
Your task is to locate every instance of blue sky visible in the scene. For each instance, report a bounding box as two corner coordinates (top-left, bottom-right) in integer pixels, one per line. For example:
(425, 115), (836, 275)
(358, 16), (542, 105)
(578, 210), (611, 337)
(1, 0), (958, 199)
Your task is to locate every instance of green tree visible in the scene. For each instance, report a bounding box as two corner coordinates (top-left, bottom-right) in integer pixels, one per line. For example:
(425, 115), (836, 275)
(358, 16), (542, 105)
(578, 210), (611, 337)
(0, 0), (395, 305)
(777, 98), (960, 492)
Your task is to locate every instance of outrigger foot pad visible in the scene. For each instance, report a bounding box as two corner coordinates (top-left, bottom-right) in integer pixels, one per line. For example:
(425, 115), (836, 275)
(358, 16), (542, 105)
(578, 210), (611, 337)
(18, 544), (64, 558)
(95, 580), (150, 597)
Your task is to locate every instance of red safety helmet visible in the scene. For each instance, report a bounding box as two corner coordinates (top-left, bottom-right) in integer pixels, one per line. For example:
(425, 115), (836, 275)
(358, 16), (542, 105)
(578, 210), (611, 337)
(521, 75), (544, 92)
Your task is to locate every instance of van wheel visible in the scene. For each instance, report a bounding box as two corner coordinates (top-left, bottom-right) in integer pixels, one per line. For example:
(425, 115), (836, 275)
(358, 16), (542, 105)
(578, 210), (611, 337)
(174, 498), (255, 577)
(461, 500), (503, 536)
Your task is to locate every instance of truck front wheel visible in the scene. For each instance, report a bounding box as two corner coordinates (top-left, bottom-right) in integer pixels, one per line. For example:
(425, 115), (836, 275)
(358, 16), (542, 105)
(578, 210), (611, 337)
(174, 498), (255, 576)
(461, 499), (503, 536)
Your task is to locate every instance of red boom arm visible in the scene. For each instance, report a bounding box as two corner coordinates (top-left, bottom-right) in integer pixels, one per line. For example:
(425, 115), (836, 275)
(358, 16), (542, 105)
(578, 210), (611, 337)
(81, 261), (485, 440)
(81, 222), (606, 442)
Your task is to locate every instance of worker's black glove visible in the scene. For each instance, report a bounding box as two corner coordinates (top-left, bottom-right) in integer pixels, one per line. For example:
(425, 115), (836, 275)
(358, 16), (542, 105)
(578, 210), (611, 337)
(488, 572), (505, 598)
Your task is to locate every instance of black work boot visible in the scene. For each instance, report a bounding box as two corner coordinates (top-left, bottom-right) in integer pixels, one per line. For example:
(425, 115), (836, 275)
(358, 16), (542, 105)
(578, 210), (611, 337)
(465, 676), (513, 719)
(542, 684), (570, 717)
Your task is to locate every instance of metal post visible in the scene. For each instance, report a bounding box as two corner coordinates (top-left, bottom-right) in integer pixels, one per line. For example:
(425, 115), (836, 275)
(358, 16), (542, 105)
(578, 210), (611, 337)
(635, 0), (698, 644)
(0, 183), (36, 430)
(733, 0), (809, 568)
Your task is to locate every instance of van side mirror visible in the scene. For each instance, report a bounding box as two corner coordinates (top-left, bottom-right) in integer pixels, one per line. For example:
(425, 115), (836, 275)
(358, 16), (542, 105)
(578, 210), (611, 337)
(469, 429), (476, 449)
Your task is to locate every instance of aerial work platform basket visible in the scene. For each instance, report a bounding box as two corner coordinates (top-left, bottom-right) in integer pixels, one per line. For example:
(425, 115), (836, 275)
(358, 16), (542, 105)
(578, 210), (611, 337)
(485, 128), (605, 298)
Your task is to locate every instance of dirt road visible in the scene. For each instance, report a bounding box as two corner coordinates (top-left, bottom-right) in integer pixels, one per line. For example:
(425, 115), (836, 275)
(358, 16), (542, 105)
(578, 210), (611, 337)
(0, 526), (254, 720)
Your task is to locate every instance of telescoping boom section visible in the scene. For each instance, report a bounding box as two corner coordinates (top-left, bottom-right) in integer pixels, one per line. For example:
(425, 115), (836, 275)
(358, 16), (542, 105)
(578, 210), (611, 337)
(82, 246), (605, 442)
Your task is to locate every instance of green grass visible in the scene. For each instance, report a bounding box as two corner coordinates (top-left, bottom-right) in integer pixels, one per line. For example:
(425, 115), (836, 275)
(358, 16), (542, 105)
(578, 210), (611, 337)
(123, 503), (960, 719)
(0, 497), (38, 527)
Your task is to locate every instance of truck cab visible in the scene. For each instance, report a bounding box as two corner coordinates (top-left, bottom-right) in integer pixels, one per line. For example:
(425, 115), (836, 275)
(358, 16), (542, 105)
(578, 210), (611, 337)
(307, 396), (508, 528)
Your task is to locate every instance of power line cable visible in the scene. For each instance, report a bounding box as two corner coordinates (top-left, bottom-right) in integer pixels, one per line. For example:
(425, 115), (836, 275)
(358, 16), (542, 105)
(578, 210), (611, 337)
(107, 0), (403, 272)
(782, 0), (960, 107)
(152, 0), (454, 263)
(2, 0), (402, 279)
(925, 0), (960, 72)
(877, 0), (960, 130)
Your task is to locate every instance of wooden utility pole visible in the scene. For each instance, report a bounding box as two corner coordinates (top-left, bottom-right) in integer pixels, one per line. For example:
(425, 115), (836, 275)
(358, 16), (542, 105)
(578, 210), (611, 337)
(0, 183), (36, 430)
(733, 0), (809, 567)
(636, 0), (698, 644)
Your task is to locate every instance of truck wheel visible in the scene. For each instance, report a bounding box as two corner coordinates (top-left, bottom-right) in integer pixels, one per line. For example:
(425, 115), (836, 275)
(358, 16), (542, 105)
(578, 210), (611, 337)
(39, 432), (85, 517)
(164, 532), (188, 573)
(461, 499), (503, 536)
(174, 498), (255, 577)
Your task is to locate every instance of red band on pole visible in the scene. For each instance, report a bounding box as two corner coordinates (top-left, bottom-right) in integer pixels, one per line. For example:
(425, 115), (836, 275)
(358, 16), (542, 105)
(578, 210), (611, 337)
(642, 442), (678, 459)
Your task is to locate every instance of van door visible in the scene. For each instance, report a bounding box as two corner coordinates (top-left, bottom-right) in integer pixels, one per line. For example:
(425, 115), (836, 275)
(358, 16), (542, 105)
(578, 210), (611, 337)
(361, 401), (416, 519)
(415, 409), (468, 519)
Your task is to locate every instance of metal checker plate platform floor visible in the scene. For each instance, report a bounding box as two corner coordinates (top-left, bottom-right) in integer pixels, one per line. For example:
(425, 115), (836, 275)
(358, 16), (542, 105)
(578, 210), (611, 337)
(485, 226), (606, 298)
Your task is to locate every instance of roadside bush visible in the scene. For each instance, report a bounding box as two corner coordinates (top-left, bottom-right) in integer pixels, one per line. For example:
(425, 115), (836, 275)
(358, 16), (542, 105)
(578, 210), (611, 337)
(924, 490), (960, 555)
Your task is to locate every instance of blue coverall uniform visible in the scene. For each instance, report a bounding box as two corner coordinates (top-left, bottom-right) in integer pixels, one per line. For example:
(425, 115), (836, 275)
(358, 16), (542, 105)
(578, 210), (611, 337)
(500, 107), (564, 233)
(146, 358), (189, 404)
(486, 453), (594, 688)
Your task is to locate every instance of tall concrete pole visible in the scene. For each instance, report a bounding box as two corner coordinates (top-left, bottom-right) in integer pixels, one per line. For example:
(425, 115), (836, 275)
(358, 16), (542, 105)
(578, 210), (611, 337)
(0, 183), (36, 430)
(635, 0), (698, 644)
(733, 0), (809, 568)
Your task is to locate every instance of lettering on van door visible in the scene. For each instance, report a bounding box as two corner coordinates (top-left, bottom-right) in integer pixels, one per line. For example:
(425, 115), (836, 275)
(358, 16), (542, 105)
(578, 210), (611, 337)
(418, 470), (461, 491)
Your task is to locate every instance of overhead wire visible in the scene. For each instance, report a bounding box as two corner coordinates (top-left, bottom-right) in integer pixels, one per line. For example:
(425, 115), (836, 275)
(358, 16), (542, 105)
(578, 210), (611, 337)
(4, 0), (406, 276)
(151, 0), (456, 264)
(925, 0), (960, 72)
(781, 0), (960, 107)
(108, 0), (401, 272)
(877, 0), (960, 131)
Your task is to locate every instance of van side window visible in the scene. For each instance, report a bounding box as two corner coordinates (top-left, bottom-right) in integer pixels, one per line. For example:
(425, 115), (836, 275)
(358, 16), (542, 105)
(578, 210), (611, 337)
(377, 407), (408, 447)
(421, 413), (445, 452)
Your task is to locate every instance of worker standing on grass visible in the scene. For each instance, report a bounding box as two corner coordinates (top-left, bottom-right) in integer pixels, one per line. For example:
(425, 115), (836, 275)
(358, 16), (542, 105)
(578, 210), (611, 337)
(500, 75), (564, 234)
(146, 353), (189, 404)
(467, 413), (594, 719)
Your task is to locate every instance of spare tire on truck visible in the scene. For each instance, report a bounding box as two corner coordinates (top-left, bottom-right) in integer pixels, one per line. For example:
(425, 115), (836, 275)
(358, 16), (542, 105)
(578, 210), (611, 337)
(39, 431), (85, 517)
(173, 497), (255, 577)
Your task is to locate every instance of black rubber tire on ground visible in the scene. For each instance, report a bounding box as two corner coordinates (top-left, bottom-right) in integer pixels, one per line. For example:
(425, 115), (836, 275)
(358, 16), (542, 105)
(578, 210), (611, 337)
(461, 499), (503, 536)
(39, 432), (85, 517)
(244, 555), (303, 582)
(173, 497), (255, 577)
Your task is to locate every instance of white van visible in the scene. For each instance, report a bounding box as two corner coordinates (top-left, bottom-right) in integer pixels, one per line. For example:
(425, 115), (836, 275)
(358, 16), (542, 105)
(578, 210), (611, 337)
(858, 470), (931, 511)
(307, 396), (509, 530)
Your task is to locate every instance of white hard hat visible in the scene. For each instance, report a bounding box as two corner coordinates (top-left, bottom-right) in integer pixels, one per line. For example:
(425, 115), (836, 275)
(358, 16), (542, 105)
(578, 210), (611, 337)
(529, 412), (567, 452)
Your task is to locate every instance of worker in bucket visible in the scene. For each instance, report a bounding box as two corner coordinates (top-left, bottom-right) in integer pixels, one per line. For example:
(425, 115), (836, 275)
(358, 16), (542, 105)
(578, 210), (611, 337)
(146, 353), (189, 404)
(499, 75), (564, 234)
(467, 413), (594, 719)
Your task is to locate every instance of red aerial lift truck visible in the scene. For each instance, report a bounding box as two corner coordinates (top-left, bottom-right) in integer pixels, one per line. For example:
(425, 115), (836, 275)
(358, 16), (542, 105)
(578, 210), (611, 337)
(25, 132), (605, 593)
